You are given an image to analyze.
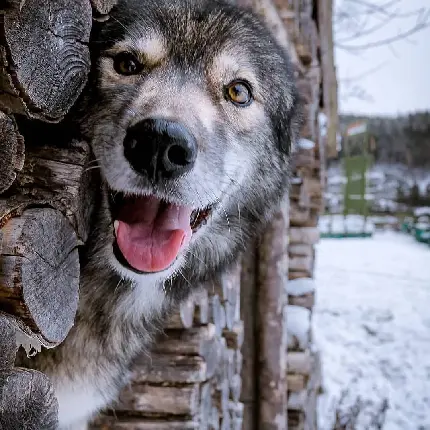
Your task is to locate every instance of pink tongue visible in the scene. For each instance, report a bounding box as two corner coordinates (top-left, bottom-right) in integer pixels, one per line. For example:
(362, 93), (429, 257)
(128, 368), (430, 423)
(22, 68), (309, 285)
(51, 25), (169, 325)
(115, 195), (193, 273)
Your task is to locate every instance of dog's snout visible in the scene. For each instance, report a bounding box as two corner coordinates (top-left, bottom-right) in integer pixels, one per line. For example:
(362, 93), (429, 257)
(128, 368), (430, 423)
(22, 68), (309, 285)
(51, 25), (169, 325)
(123, 118), (197, 180)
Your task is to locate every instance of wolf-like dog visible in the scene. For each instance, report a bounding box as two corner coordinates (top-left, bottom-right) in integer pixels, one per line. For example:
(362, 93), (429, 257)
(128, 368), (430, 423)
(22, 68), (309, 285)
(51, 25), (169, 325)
(17, 0), (300, 428)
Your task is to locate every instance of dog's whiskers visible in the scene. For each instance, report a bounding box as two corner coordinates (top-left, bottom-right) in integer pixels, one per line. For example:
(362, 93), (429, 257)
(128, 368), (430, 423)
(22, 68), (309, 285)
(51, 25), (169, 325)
(84, 165), (102, 173)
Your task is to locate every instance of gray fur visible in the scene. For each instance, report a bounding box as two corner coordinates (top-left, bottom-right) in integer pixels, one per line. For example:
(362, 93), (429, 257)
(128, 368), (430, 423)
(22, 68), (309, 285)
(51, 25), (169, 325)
(16, 0), (300, 428)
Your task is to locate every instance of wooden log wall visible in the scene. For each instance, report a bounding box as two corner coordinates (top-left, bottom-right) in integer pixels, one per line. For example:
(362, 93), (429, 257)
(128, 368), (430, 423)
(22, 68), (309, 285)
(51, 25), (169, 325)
(276, 0), (337, 428)
(91, 263), (244, 430)
(0, 0), (109, 427)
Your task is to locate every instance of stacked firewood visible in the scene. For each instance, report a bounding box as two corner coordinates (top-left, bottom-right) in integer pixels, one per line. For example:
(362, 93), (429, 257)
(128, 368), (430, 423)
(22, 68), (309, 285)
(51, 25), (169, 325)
(0, 1), (107, 427)
(91, 263), (244, 430)
(285, 278), (322, 430)
(274, 0), (337, 428)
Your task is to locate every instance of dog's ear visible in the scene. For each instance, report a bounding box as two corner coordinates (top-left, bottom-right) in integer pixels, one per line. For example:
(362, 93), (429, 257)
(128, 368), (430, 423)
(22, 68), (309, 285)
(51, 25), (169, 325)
(274, 90), (303, 155)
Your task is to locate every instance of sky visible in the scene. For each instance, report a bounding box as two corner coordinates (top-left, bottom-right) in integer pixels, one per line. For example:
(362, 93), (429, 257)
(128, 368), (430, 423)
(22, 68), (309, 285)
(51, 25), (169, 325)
(335, 0), (430, 116)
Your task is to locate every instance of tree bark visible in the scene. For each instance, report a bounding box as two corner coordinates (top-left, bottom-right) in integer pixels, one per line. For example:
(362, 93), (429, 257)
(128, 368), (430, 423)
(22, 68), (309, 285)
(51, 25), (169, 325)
(0, 112), (24, 193)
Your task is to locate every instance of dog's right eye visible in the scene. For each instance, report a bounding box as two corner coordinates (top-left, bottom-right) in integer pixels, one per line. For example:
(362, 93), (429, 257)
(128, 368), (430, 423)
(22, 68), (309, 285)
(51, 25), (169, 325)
(113, 52), (143, 76)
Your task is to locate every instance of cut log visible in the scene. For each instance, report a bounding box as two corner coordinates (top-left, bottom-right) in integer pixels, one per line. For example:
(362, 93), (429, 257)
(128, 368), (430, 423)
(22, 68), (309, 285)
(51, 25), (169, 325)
(289, 243), (313, 257)
(287, 390), (308, 411)
(0, 316), (17, 369)
(257, 198), (289, 430)
(289, 227), (320, 245)
(0, 112), (24, 193)
(212, 379), (230, 418)
(229, 401), (244, 430)
(289, 255), (313, 274)
(209, 406), (220, 430)
(0, 0), (92, 121)
(153, 325), (225, 380)
(171, 299), (196, 329)
(287, 374), (306, 393)
(209, 294), (226, 336)
(6, 127), (96, 242)
(0, 368), (58, 429)
(116, 383), (203, 417)
(132, 354), (208, 384)
(0, 208), (79, 346)
(229, 374), (241, 403)
(290, 202), (311, 227)
(222, 321), (244, 350)
(199, 381), (212, 430)
(234, 350), (243, 377)
(288, 410), (304, 429)
(288, 351), (312, 375)
(164, 289), (209, 329)
(289, 292), (315, 310)
(90, 417), (200, 430)
(289, 271), (312, 280)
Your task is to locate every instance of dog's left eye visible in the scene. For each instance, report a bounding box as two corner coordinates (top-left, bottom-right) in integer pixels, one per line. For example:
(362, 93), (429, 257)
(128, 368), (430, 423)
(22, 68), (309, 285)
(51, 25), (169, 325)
(113, 52), (143, 76)
(225, 80), (253, 107)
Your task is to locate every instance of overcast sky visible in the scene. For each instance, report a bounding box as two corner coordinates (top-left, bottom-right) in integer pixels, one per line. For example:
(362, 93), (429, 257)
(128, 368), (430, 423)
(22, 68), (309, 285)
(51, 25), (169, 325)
(335, 0), (430, 116)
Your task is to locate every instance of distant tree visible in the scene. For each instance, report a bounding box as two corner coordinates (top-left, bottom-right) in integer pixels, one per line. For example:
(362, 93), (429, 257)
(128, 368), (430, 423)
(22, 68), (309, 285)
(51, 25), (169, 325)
(410, 183), (421, 207)
(396, 184), (405, 203)
(335, 0), (430, 52)
(340, 112), (430, 168)
(335, 0), (430, 103)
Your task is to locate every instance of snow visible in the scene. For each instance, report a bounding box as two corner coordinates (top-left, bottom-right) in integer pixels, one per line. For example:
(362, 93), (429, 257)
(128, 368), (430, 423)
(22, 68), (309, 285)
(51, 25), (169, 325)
(287, 305), (311, 350)
(286, 278), (316, 296)
(297, 138), (316, 150)
(314, 232), (430, 430)
(15, 328), (43, 357)
(414, 207), (430, 217)
(319, 215), (375, 235)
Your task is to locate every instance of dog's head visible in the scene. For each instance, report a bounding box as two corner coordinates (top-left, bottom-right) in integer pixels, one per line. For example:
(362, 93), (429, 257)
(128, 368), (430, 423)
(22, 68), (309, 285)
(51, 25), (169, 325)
(82, 0), (300, 295)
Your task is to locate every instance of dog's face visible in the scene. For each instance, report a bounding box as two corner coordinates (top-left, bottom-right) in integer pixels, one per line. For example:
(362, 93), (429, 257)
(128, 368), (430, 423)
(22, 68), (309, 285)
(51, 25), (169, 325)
(82, 0), (299, 295)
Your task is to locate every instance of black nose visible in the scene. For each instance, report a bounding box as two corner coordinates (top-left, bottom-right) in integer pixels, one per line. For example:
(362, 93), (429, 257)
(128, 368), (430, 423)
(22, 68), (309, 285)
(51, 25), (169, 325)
(123, 118), (197, 180)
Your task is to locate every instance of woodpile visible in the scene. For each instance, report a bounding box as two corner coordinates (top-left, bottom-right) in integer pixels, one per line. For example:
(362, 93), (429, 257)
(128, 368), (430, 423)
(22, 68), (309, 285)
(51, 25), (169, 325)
(285, 279), (322, 430)
(276, 0), (338, 428)
(90, 263), (245, 430)
(0, 1), (109, 427)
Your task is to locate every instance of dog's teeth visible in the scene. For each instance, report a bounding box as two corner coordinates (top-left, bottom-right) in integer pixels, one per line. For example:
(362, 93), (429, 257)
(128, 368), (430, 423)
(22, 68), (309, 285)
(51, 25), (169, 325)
(114, 220), (119, 236)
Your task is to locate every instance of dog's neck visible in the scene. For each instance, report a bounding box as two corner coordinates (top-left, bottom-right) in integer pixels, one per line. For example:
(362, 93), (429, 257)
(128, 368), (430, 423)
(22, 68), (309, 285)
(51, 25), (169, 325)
(78, 261), (171, 329)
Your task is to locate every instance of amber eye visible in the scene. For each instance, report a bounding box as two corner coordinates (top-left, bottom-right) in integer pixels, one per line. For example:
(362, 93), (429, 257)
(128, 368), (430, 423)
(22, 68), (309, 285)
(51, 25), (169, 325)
(113, 52), (143, 76)
(225, 80), (253, 107)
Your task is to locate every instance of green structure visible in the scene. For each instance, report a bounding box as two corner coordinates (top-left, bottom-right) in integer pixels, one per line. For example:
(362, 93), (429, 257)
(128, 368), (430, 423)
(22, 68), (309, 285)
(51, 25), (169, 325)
(320, 121), (375, 239)
(342, 121), (374, 219)
(341, 122), (374, 237)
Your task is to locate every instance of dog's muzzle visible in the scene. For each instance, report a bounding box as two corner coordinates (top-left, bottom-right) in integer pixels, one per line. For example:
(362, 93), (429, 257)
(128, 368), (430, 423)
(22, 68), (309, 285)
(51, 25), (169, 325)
(107, 117), (214, 275)
(123, 118), (197, 182)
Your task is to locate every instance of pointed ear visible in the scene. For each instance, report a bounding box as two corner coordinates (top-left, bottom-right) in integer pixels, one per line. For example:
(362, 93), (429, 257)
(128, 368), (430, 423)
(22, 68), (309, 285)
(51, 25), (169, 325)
(273, 90), (303, 155)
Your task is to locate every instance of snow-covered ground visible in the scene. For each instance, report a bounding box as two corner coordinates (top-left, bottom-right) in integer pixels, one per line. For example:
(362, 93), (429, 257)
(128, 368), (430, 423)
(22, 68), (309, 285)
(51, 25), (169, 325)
(314, 232), (430, 430)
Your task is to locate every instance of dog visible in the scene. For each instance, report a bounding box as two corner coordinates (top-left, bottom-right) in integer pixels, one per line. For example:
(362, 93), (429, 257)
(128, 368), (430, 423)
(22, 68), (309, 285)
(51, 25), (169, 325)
(17, 0), (300, 428)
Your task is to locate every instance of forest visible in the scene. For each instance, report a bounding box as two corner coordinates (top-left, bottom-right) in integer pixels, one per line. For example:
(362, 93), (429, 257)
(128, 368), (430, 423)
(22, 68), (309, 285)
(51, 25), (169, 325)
(340, 112), (430, 168)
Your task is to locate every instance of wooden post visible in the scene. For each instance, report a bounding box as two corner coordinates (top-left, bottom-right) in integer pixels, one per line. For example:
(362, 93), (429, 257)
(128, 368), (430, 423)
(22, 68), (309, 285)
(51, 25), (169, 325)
(240, 246), (258, 430)
(257, 198), (289, 430)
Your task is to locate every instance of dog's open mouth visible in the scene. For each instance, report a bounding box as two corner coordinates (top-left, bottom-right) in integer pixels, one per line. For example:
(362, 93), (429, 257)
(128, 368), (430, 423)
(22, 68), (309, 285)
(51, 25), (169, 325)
(110, 193), (213, 274)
